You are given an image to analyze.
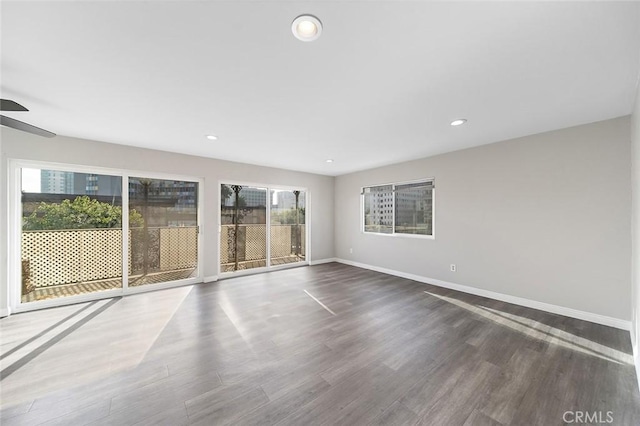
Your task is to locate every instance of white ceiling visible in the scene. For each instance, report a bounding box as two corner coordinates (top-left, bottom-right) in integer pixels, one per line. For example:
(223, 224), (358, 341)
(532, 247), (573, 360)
(2, 1), (640, 176)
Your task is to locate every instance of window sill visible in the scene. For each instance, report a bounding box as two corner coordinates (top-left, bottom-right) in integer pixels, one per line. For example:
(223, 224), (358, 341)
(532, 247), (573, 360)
(362, 231), (435, 240)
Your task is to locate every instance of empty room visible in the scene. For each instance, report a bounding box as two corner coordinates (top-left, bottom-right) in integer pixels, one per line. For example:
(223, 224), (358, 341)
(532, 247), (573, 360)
(2, 1), (640, 425)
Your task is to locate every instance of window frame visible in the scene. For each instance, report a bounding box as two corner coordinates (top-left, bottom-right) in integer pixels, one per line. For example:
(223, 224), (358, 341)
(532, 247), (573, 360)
(361, 177), (435, 240)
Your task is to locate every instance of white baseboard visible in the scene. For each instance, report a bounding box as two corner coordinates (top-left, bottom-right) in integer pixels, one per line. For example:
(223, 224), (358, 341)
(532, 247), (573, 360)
(0, 307), (10, 318)
(203, 275), (218, 283)
(335, 258), (631, 331)
(309, 258), (338, 266)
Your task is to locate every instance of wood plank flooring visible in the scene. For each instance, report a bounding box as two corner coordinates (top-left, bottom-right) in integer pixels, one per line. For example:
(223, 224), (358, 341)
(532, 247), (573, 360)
(1, 263), (638, 425)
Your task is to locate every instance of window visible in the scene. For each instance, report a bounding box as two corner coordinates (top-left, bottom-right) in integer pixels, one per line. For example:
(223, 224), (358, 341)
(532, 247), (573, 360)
(20, 168), (123, 303)
(362, 179), (434, 237)
(363, 185), (393, 234)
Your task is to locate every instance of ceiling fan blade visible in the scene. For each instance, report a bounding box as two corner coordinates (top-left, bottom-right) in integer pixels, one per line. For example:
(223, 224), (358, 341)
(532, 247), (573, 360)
(1, 99), (29, 112)
(1, 115), (56, 138)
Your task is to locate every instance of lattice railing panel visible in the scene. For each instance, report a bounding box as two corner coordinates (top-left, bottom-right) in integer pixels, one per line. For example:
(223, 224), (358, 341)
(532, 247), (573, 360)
(22, 229), (122, 287)
(220, 226), (229, 264)
(159, 227), (198, 270)
(270, 225), (293, 258)
(221, 224), (306, 265)
(245, 225), (267, 260)
(80, 229), (123, 282)
(22, 227), (198, 288)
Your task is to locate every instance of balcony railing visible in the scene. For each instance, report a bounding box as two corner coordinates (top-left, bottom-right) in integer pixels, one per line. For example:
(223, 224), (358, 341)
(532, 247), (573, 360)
(20, 223), (306, 301)
(220, 224), (305, 271)
(21, 226), (198, 288)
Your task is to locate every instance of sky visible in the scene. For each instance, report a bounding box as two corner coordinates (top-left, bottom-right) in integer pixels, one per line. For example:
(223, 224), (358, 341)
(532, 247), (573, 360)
(22, 168), (41, 193)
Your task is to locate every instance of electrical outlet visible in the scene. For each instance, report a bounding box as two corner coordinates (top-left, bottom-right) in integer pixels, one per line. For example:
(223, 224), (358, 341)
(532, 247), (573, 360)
(349, 248), (353, 254)
(450, 264), (456, 272)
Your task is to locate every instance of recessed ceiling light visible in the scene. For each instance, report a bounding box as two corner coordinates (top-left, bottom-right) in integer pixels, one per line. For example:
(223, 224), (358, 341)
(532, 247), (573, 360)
(206, 135), (218, 140)
(326, 159), (334, 163)
(450, 119), (467, 126)
(292, 15), (322, 42)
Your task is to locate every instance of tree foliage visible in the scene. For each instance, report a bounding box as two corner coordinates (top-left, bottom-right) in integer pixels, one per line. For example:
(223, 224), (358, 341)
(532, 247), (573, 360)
(221, 184), (233, 203)
(23, 196), (143, 230)
(221, 185), (250, 224)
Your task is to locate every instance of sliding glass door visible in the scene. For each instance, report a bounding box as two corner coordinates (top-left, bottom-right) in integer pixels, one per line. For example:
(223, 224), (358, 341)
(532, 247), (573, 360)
(220, 184), (307, 275)
(220, 185), (267, 272)
(13, 162), (202, 310)
(128, 177), (199, 287)
(270, 189), (305, 265)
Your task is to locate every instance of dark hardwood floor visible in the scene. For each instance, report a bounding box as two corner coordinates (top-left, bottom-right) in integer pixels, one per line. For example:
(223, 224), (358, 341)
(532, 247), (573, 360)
(1, 263), (638, 425)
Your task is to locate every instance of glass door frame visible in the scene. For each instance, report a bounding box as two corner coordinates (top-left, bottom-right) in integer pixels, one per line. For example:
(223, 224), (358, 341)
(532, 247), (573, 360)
(218, 179), (310, 279)
(8, 159), (204, 314)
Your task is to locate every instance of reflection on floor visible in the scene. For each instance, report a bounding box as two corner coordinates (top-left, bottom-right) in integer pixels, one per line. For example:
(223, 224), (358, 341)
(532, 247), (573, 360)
(426, 291), (634, 366)
(21, 268), (197, 303)
(2, 263), (639, 425)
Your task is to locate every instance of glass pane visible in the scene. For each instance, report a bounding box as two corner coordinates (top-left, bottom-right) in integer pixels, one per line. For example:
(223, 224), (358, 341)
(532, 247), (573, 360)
(220, 184), (267, 272)
(270, 190), (306, 265)
(21, 168), (123, 303)
(395, 181), (434, 191)
(363, 185), (393, 234)
(128, 177), (198, 286)
(394, 184), (433, 235)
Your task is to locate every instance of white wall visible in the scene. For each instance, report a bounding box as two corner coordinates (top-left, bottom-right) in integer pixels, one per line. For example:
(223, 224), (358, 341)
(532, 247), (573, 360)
(1, 136), (6, 316)
(335, 117), (632, 324)
(631, 75), (640, 380)
(0, 127), (335, 314)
